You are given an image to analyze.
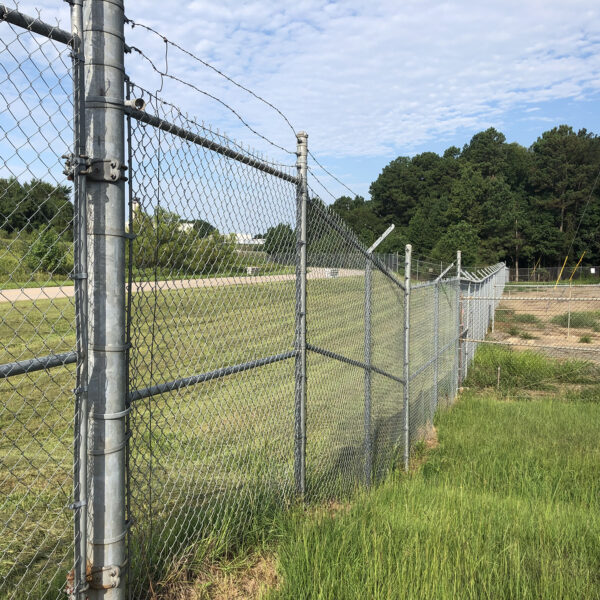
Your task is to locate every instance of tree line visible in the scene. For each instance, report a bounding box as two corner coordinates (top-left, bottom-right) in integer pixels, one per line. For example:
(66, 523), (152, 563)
(330, 125), (600, 268)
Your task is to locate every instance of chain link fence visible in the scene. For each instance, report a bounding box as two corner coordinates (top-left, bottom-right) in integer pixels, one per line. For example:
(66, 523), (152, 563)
(509, 264), (600, 283)
(463, 279), (600, 394)
(0, 4), (545, 600)
(0, 7), (83, 599)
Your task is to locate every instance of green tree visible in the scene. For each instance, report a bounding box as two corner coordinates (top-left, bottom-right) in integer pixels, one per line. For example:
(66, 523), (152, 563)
(263, 223), (295, 257)
(0, 178), (73, 237)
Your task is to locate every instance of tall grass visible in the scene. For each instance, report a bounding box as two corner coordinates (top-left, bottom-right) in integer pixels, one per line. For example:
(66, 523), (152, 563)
(269, 388), (600, 600)
(464, 344), (597, 390)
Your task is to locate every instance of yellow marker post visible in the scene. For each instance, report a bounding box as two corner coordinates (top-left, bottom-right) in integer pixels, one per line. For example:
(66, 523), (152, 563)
(555, 255), (569, 288)
(531, 256), (541, 280)
(568, 250), (586, 282)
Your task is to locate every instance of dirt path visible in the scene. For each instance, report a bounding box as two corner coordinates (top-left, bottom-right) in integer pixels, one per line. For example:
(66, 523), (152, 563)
(0, 268), (366, 303)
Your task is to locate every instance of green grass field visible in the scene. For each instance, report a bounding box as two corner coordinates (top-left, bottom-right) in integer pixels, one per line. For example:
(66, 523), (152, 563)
(268, 350), (600, 600)
(1, 270), (427, 598)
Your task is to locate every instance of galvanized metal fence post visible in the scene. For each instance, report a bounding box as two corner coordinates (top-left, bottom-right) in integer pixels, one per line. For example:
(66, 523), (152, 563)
(363, 258), (372, 486)
(70, 1), (89, 597)
(83, 0), (128, 596)
(456, 251), (462, 392)
(433, 277), (439, 412)
(403, 244), (412, 472)
(295, 132), (308, 497)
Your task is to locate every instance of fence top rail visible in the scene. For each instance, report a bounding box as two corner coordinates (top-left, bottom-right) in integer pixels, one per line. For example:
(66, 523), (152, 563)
(126, 105), (299, 184)
(0, 4), (73, 45)
(503, 282), (600, 288)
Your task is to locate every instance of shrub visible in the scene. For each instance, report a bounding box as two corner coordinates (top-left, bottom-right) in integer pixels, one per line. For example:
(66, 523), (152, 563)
(579, 335), (592, 344)
(550, 311), (600, 329)
(24, 228), (72, 275)
(513, 313), (540, 324)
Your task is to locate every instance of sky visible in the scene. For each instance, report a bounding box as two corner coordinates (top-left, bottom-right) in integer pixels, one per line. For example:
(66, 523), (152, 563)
(7, 0), (600, 201)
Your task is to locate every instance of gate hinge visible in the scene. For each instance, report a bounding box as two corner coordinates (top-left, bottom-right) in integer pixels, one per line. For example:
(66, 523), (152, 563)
(62, 154), (127, 183)
(62, 153), (88, 181)
(85, 158), (128, 182)
(89, 563), (123, 590)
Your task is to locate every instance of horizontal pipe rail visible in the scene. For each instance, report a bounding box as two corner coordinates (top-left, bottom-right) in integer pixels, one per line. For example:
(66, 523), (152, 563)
(127, 107), (298, 184)
(468, 296), (600, 302)
(307, 343), (405, 385)
(0, 351), (77, 378)
(464, 338), (600, 352)
(129, 350), (298, 402)
(412, 276), (459, 290)
(0, 4), (73, 44)
(307, 200), (405, 292)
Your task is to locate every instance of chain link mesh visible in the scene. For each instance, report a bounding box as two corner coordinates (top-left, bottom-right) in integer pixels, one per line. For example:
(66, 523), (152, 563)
(0, 16), (77, 600)
(126, 84), (299, 596)
(463, 274), (600, 394)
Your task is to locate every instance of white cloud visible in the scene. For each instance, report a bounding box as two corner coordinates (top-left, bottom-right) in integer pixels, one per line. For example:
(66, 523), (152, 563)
(6, 0), (600, 191)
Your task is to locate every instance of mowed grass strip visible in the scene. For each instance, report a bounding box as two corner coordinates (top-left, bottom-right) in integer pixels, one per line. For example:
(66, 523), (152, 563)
(269, 373), (600, 599)
(1, 272), (408, 598)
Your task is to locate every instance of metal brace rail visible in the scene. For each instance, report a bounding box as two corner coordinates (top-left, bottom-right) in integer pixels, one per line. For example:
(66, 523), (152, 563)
(0, 351), (77, 378)
(307, 343), (405, 385)
(409, 337), (459, 382)
(129, 350), (298, 402)
(0, 3), (73, 44)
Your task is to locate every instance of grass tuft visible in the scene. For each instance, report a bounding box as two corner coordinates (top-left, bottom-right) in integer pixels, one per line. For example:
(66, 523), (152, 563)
(268, 389), (600, 600)
(550, 311), (600, 329)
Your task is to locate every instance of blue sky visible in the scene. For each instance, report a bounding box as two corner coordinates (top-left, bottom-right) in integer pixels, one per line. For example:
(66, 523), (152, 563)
(10, 0), (600, 201)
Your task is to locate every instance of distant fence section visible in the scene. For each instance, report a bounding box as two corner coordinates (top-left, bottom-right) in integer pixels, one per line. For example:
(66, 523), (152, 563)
(0, 4), (526, 600)
(509, 265), (600, 282)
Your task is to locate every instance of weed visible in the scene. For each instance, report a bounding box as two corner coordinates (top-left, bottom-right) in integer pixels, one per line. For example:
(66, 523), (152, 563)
(269, 390), (600, 600)
(579, 335), (592, 344)
(550, 311), (600, 329)
(464, 344), (598, 390)
(513, 313), (540, 324)
(519, 331), (536, 340)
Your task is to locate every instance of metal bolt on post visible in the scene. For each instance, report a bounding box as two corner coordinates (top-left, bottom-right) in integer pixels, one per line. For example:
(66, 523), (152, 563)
(294, 132), (308, 497)
(403, 244), (412, 472)
(83, 0), (128, 596)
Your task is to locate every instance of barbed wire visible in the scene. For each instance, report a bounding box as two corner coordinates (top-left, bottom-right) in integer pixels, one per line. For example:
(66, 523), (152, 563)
(127, 43), (295, 156)
(124, 17), (298, 136)
(128, 81), (297, 172)
(124, 15), (362, 198)
(308, 151), (361, 198)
